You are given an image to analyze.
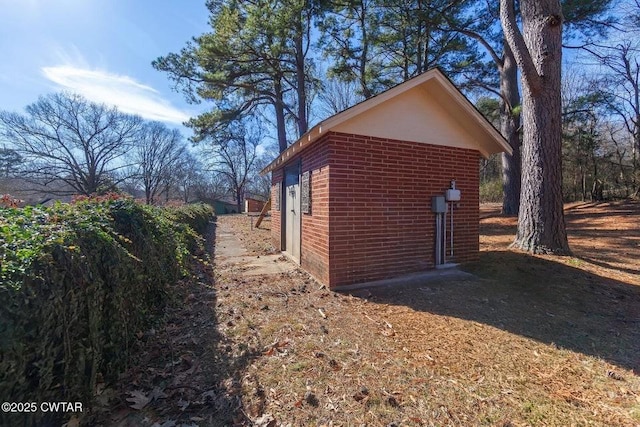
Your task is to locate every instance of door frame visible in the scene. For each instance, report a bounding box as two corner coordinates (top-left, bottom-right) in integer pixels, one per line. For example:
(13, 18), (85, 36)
(282, 162), (302, 263)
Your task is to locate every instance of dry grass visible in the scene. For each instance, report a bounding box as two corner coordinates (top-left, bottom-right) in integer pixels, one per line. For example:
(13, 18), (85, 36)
(214, 205), (640, 426)
(480, 200), (640, 286)
(93, 204), (640, 426)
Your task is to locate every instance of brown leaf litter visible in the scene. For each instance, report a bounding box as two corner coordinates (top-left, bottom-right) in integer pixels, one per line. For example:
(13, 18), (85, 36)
(91, 202), (640, 426)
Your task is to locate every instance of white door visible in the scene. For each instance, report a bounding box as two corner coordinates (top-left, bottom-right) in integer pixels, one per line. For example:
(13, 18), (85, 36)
(284, 166), (301, 262)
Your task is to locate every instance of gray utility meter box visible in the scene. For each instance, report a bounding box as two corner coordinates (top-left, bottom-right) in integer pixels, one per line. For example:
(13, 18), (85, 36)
(445, 188), (461, 201)
(431, 196), (447, 213)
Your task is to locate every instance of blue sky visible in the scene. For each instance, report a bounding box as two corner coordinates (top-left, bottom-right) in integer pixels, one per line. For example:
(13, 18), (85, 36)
(0, 0), (211, 127)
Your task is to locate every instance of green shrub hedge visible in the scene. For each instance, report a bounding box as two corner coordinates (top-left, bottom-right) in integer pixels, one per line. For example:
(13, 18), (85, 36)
(164, 203), (215, 236)
(0, 199), (213, 425)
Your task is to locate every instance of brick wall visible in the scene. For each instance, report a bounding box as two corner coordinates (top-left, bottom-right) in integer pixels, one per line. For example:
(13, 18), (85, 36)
(300, 137), (331, 284)
(271, 131), (480, 289)
(327, 132), (479, 288)
(245, 198), (265, 213)
(270, 169), (283, 251)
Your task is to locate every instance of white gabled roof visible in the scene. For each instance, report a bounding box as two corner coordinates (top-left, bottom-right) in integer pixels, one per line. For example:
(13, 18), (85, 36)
(261, 68), (511, 175)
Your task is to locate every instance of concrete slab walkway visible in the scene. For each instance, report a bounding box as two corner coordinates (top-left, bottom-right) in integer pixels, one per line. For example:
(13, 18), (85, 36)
(215, 218), (297, 276)
(213, 216), (475, 288)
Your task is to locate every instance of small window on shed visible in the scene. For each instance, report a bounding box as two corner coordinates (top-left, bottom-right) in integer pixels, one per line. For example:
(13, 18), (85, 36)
(301, 171), (311, 214)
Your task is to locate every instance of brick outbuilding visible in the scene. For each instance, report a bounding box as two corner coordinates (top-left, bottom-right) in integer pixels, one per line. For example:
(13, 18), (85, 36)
(245, 197), (266, 213)
(261, 69), (511, 289)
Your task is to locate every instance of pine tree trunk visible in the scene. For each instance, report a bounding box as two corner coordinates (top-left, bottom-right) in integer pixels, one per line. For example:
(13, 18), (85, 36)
(500, 42), (521, 215)
(295, 17), (308, 137)
(274, 77), (288, 153)
(358, 1), (373, 99)
(501, 0), (571, 254)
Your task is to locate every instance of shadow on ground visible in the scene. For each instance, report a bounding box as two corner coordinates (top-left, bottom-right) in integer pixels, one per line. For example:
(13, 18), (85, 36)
(90, 217), (260, 426)
(353, 250), (640, 374)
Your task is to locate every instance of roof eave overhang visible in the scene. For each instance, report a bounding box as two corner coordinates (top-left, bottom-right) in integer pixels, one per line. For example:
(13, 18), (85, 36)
(259, 123), (325, 175)
(260, 69), (512, 175)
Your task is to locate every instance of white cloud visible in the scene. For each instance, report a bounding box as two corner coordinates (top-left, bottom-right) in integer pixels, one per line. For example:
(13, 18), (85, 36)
(41, 65), (190, 124)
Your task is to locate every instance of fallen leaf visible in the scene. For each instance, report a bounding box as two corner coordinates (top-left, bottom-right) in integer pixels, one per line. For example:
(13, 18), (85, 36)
(62, 416), (80, 427)
(177, 398), (190, 411)
(95, 382), (106, 395)
(275, 340), (289, 349)
(264, 340), (290, 356)
(254, 413), (277, 427)
(149, 386), (167, 401)
(126, 390), (151, 410)
(353, 391), (368, 402)
(607, 370), (625, 381)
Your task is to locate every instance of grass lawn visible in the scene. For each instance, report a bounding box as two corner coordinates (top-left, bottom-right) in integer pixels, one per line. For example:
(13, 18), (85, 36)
(93, 201), (640, 426)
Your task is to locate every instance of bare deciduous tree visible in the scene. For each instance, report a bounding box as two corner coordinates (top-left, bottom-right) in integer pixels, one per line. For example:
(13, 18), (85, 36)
(317, 78), (365, 118)
(171, 151), (205, 204)
(129, 122), (186, 205)
(584, 40), (640, 197)
(0, 92), (142, 196)
(191, 169), (229, 204)
(201, 121), (260, 212)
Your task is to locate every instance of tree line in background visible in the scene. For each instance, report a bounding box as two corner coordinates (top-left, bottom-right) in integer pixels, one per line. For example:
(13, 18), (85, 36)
(152, 1), (635, 199)
(1, 0), (639, 255)
(153, 0), (638, 254)
(0, 92), (269, 210)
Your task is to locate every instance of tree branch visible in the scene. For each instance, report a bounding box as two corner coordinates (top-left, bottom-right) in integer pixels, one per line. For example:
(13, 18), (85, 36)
(499, 0), (542, 92)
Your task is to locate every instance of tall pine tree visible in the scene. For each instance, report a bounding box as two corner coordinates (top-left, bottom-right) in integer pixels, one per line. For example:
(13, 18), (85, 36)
(153, 0), (315, 152)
